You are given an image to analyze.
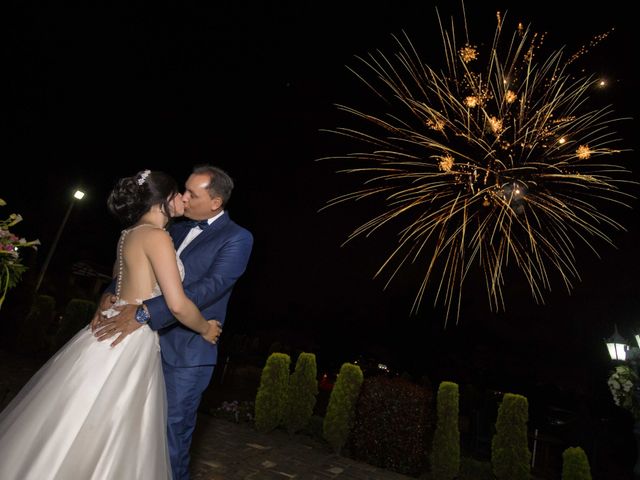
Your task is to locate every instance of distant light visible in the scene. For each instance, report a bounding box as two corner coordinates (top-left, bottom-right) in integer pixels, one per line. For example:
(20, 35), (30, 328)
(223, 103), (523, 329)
(607, 341), (627, 361)
(598, 79), (607, 87)
(73, 190), (85, 200)
(558, 137), (567, 145)
(606, 325), (629, 361)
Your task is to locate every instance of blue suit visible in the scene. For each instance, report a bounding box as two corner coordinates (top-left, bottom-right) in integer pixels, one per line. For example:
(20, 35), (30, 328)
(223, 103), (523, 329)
(144, 213), (253, 479)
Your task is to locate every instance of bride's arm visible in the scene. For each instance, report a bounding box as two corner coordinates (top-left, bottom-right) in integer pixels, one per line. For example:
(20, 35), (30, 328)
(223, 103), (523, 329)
(145, 230), (215, 339)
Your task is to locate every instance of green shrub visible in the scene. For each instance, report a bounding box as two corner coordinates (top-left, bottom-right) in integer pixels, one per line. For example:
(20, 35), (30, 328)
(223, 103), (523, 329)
(54, 298), (96, 349)
(18, 294), (55, 352)
(323, 362), (363, 454)
(459, 456), (494, 480)
(349, 376), (433, 475)
(562, 446), (592, 480)
(491, 392), (531, 480)
(254, 352), (291, 433)
(300, 414), (325, 441)
(282, 352), (318, 434)
(431, 381), (460, 479)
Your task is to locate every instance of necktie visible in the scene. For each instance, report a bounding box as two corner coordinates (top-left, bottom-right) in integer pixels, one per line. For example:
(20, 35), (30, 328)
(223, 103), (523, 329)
(186, 219), (210, 230)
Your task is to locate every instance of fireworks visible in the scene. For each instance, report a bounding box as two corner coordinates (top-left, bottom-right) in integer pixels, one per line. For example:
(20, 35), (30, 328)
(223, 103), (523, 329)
(319, 7), (634, 322)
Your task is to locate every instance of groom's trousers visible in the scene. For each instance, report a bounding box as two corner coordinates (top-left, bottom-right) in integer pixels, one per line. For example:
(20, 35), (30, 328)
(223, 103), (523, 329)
(163, 362), (214, 480)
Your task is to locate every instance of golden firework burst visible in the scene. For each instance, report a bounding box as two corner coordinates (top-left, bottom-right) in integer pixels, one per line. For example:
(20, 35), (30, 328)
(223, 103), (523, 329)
(318, 7), (634, 322)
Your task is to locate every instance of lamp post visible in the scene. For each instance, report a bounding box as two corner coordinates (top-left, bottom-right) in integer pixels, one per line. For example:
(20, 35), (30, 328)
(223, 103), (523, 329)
(35, 189), (85, 292)
(605, 325), (640, 478)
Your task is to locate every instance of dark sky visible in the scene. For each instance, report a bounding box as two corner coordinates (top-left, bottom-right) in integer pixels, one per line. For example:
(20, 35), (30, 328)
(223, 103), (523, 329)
(1, 1), (638, 393)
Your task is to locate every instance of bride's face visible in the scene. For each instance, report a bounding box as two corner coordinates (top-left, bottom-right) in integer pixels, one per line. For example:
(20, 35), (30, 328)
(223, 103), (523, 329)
(168, 193), (185, 217)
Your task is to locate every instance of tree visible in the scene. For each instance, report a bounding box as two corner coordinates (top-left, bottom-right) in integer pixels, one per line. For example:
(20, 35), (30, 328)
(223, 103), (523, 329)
(283, 352), (318, 434)
(562, 446), (592, 480)
(431, 381), (460, 479)
(323, 362), (363, 454)
(254, 352), (290, 433)
(491, 393), (531, 480)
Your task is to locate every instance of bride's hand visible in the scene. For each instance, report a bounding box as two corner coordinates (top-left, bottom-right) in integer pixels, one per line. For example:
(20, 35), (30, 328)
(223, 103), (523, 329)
(90, 293), (117, 332)
(201, 320), (222, 344)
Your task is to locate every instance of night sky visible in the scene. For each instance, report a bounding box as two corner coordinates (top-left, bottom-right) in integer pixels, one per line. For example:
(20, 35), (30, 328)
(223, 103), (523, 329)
(1, 1), (638, 400)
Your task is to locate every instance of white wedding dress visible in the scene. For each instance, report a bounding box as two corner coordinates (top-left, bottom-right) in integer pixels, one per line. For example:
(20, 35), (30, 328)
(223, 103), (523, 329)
(0, 226), (179, 480)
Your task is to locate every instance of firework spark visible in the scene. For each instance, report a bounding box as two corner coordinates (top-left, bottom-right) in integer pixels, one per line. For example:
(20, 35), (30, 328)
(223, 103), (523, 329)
(318, 8), (634, 322)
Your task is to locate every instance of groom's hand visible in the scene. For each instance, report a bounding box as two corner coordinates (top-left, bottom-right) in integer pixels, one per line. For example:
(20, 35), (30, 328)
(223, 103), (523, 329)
(94, 303), (142, 347)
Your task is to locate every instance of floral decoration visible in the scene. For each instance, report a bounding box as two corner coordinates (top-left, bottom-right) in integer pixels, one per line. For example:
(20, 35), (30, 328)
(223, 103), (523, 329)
(608, 364), (640, 420)
(0, 198), (40, 309)
(212, 400), (254, 424)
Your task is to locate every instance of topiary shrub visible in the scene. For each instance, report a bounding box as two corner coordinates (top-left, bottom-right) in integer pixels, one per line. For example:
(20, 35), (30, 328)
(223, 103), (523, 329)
(18, 294), (55, 353)
(323, 362), (363, 454)
(431, 381), (460, 479)
(282, 352), (318, 434)
(53, 298), (96, 350)
(459, 456), (494, 480)
(348, 375), (433, 475)
(562, 446), (592, 480)
(491, 392), (531, 480)
(300, 414), (324, 441)
(254, 352), (291, 433)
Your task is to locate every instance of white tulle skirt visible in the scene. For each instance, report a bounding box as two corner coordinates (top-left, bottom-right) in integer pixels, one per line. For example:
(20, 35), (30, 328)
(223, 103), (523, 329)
(0, 324), (172, 480)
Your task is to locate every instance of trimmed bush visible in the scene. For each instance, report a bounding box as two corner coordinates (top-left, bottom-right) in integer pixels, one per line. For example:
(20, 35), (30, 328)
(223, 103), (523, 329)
(459, 456), (494, 480)
(282, 352), (318, 434)
(491, 392), (531, 480)
(254, 352), (291, 433)
(562, 446), (592, 480)
(323, 362), (363, 454)
(18, 294), (55, 352)
(54, 298), (96, 349)
(431, 381), (460, 479)
(300, 414), (324, 441)
(349, 376), (433, 475)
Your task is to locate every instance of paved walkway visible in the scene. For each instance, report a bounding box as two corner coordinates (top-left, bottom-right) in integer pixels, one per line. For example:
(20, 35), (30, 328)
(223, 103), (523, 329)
(190, 414), (415, 479)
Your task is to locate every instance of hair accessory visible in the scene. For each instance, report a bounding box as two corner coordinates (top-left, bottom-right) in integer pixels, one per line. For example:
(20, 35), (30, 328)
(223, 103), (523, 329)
(136, 170), (151, 186)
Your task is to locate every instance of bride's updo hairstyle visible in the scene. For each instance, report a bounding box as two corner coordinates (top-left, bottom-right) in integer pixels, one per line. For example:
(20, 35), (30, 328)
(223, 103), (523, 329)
(107, 169), (179, 226)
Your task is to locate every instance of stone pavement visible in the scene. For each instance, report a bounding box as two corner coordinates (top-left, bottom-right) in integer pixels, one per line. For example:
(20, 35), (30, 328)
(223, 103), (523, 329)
(190, 414), (415, 480)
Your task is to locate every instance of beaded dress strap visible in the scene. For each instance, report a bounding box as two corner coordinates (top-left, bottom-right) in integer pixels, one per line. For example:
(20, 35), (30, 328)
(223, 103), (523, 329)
(114, 224), (163, 298)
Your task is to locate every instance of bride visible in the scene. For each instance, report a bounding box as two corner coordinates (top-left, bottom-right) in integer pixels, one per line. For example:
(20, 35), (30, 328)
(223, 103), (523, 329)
(0, 169), (220, 479)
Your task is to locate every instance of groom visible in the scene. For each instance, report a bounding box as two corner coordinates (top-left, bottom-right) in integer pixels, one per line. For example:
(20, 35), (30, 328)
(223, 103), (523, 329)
(93, 164), (253, 480)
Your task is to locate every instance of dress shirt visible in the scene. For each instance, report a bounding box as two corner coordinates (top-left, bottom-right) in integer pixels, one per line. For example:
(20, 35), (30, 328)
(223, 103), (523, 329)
(176, 211), (225, 257)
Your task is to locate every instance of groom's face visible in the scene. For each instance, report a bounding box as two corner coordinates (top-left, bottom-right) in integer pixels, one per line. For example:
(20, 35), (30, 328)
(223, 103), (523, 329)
(182, 173), (223, 220)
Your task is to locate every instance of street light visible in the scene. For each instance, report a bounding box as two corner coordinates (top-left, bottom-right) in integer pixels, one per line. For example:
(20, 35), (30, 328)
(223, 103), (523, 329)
(35, 189), (85, 292)
(605, 325), (640, 478)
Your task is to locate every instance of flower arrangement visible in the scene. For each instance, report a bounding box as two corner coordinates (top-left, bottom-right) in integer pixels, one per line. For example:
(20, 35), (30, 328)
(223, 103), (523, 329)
(212, 400), (254, 424)
(0, 198), (40, 309)
(607, 364), (640, 420)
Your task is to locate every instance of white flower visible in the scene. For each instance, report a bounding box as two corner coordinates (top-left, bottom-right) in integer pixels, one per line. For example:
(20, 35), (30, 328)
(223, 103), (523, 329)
(608, 365), (640, 419)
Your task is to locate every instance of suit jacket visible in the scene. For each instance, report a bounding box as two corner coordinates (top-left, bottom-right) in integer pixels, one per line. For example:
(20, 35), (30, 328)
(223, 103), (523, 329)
(145, 213), (253, 367)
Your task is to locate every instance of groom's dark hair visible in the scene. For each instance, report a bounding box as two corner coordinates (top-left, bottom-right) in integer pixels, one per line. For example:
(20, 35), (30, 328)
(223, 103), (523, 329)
(192, 165), (234, 208)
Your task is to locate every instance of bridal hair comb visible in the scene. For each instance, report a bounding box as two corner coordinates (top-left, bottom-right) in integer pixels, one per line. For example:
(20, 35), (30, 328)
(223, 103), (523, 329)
(137, 170), (151, 186)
